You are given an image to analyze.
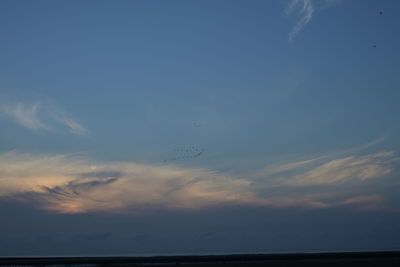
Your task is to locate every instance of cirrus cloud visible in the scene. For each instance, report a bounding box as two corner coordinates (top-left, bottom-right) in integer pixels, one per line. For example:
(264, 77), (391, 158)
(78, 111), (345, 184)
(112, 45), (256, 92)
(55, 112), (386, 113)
(286, 152), (396, 186)
(0, 101), (88, 136)
(285, 0), (340, 42)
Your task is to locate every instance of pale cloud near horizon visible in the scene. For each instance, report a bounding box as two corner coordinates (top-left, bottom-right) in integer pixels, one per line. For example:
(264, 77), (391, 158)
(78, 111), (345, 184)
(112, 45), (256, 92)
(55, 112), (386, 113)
(0, 102), (88, 136)
(285, 0), (340, 42)
(0, 148), (397, 214)
(287, 152), (396, 186)
(0, 151), (261, 214)
(253, 136), (389, 184)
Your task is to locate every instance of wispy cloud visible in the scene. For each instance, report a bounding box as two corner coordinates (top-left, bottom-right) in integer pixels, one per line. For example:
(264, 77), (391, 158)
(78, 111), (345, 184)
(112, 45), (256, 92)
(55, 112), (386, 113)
(285, 0), (339, 42)
(248, 138), (399, 210)
(254, 136), (389, 182)
(286, 0), (314, 42)
(253, 156), (326, 179)
(0, 102), (88, 136)
(0, 103), (49, 131)
(0, 147), (398, 214)
(48, 105), (89, 136)
(0, 151), (261, 214)
(287, 152), (396, 186)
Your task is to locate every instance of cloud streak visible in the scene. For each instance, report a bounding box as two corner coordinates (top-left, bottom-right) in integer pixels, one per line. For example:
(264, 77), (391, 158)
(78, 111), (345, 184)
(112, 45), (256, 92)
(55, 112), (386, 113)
(287, 152), (395, 186)
(0, 102), (88, 136)
(285, 0), (339, 42)
(0, 103), (49, 131)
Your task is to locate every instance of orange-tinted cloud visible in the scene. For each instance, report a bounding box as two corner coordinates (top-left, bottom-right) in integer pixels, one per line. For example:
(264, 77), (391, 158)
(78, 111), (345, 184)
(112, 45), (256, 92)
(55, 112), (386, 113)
(0, 150), (397, 214)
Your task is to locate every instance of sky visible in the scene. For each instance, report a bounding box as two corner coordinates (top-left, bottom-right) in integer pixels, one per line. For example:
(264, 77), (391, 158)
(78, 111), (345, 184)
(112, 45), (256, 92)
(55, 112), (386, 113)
(1, 0), (400, 256)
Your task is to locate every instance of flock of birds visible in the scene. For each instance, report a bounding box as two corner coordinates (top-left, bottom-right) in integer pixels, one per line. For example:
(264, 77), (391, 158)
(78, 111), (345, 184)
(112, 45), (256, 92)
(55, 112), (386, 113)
(162, 121), (204, 163)
(163, 147), (204, 163)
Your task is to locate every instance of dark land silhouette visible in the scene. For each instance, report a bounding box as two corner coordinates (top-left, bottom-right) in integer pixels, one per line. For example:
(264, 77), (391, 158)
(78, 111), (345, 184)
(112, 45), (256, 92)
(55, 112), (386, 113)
(1, 251), (400, 266)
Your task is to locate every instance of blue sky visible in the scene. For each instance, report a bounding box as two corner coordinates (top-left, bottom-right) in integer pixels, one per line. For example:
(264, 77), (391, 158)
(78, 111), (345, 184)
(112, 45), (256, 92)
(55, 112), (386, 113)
(1, 0), (400, 256)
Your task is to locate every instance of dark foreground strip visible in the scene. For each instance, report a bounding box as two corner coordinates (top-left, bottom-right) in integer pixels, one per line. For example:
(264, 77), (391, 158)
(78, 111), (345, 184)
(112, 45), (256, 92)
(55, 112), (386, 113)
(0, 251), (400, 265)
